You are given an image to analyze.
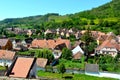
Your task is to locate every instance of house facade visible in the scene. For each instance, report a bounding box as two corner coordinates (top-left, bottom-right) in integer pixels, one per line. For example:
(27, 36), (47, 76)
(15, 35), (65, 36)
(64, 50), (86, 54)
(0, 50), (15, 67)
(12, 39), (28, 51)
(96, 47), (118, 57)
(95, 39), (120, 57)
(72, 45), (84, 59)
(0, 39), (13, 50)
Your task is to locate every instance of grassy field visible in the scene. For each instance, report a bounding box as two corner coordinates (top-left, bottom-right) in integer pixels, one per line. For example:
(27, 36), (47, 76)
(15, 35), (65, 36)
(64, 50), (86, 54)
(48, 15), (70, 22)
(37, 70), (117, 80)
(59, 59), (85, 69)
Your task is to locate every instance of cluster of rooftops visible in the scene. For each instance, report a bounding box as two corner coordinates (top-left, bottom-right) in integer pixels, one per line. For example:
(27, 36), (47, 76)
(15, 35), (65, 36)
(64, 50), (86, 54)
(0, 30), (120, 78)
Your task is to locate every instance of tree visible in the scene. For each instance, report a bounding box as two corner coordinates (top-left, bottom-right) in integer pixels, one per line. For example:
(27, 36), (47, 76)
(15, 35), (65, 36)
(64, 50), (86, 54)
(98, 19), (104, 27)
(36, 49), (54, 64)
(81, 28), (97, 60)
(98, 55), (115, 71)
(81, 29), (94, 45)
(87, 41), (97, 53)
(57, 63), (66, 77)
(45, 33), (56, 39)
(81, 56), (85, 69)
(61, 48), (72, 60)
(90, 20), (95, 25)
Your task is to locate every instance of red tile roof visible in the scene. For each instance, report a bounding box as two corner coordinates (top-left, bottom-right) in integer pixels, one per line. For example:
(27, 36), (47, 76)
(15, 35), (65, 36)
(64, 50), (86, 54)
(47, 40), (56, 49)
(9, 57), (35, 78)
(0, 39), (9, 46)
(0, 50), (15, 60)
(97, 35), (108, 41)
(31, 39), (48, 48)
(96, 39), (120, 51)
(31, 38), (71, 49)
(81, 30), (107, 41)
(37, 58), (48, 68)
(91, 31), (106, 39)
(55, 38), (71, 49)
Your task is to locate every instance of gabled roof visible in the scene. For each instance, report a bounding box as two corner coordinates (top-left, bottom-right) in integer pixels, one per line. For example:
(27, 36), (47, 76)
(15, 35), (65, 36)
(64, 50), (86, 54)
(55, 38), (71, 49)
(97, 34), (108, 41)
(81, 30), (107, 41)
(0, 39), (9, 46)
(91, 31), (105, 39)
(8, 57), (36, 78)
(96, 39), (120, 51)
(31, 39), (48, 48)
(72, 45), (84, 55)
(31, 38), (71, 49)
(47, 40), (56, 49)
(0, 50), (15, 60)
(37, 58), (48, 68)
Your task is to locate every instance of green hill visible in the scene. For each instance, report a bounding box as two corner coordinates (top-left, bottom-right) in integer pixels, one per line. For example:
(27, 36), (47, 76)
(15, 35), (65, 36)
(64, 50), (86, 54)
(72, 0), (120, 19)
(0, 0), (120, 34)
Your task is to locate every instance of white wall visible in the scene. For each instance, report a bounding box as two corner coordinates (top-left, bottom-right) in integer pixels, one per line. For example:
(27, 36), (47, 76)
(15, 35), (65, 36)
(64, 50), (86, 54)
(53, 51), (62, 59)
(72, 45), (84, 55)
(0, 59), (12, 67)
(98, 47), (118, 57)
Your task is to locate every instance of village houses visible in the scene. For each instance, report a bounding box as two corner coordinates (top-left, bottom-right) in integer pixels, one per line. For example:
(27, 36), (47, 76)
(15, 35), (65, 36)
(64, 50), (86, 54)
(0, 29), (119, 79)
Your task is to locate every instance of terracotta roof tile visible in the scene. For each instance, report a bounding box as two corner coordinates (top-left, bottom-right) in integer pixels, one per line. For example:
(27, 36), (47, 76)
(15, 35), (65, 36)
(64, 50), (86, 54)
(81, 30), (106, 40)
(31, 39), (48, 48)
(37, 58), (48, 68)
(56, 38), (71, 49)
(96, 39), (120, 51)
(47, 40), (56, 49)
(97, 35), (108, 41)
(9, 57), (34, 78)
(0, 39), (9, 46)
(31, 38), (71, 49)
(0, 50), (15, 60)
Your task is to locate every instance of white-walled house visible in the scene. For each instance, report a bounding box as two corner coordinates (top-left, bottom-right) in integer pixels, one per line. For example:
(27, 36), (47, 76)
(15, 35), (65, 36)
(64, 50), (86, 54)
(96, 39), (120, 57)
(72, 45), (84, 59)
(0, 50), (15, 67)
(96, 47), (118, 57)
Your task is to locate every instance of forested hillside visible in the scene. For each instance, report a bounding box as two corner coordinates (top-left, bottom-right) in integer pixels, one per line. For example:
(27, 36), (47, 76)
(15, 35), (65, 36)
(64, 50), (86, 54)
(0, 0), (120, 35)
(72, 0), (120, 19)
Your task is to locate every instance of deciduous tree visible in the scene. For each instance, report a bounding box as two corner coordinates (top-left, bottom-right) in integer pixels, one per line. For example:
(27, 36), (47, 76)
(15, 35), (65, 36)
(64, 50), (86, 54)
(61, 48), (72, 60)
